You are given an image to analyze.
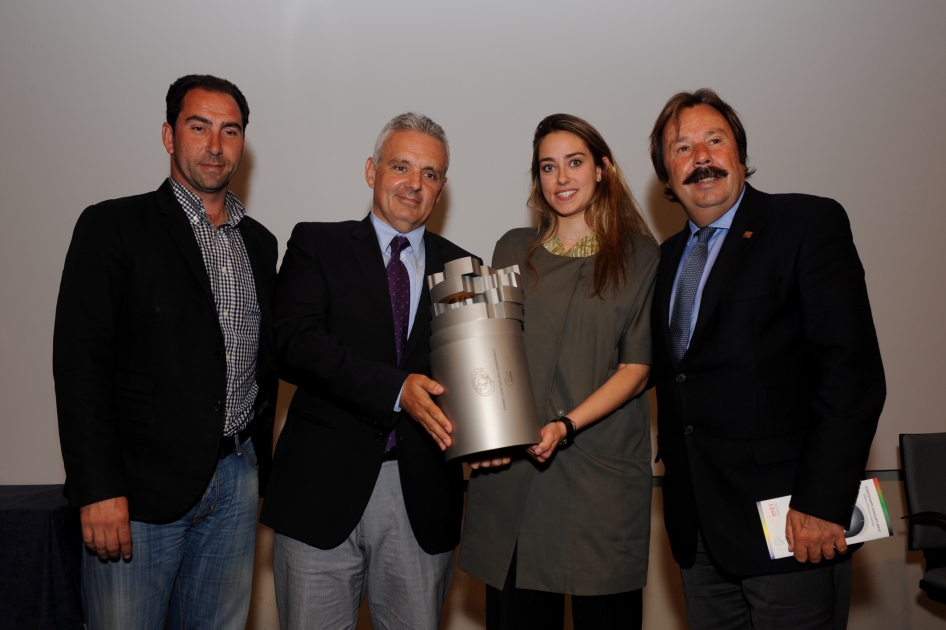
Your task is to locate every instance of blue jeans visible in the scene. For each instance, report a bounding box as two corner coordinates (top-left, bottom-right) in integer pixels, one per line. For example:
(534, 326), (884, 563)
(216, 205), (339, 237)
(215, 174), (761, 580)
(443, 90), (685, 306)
(82, 437), (259, 630)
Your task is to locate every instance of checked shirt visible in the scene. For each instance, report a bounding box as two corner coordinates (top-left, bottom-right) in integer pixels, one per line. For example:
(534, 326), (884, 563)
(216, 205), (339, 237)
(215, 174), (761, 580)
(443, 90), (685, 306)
(170, 178), (260, 437)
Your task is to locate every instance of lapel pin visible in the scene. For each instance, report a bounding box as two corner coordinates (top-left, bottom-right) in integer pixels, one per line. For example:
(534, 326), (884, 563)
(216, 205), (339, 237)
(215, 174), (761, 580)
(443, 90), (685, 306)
(743, 231), (753, 239)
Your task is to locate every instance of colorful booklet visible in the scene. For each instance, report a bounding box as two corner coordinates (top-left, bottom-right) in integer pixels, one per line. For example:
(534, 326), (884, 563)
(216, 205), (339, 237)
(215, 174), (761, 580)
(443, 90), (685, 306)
(756, 478), (893, 560)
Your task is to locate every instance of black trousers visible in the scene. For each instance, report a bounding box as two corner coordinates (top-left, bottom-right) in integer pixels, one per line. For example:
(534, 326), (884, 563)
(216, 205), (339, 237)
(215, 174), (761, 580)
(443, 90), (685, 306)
(680, 532), (852, 630)
(485, 547), (643, 630)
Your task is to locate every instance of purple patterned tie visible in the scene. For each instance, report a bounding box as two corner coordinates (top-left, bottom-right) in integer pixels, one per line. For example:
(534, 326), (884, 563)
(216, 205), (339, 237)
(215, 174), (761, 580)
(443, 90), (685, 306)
(385, 235), (411, 452)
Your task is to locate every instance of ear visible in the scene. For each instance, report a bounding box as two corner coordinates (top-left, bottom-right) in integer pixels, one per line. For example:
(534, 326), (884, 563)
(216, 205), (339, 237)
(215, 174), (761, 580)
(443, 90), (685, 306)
(365, 157), (376, 189)
(597, 156), (611, 182)
(161, 121), (175, 155)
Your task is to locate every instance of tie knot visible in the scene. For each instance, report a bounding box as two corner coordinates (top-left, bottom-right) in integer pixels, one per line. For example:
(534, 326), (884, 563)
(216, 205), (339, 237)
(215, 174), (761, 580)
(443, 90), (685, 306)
(390, 235), (409, 258)
(697, 227), (718, 243)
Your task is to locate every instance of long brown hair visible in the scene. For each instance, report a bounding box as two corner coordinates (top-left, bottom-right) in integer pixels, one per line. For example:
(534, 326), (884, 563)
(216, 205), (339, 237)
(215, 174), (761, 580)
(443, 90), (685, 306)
(526, 113), (655, 298)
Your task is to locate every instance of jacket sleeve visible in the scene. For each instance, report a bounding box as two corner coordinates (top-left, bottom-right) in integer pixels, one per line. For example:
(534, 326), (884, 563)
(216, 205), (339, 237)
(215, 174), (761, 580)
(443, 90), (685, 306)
(788, 201), (886, 525)
(272, 224), (408, 426)
(53, 205), (129, 509)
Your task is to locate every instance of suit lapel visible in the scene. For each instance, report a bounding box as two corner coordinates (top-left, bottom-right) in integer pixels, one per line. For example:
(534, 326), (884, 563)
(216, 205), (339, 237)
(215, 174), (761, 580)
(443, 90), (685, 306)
(658, 227), (691, 366)
(350, 215), (398, 365)
(237, 220), (272, 354)
(156, 180), (215, 307)
(401, 231), (441, 367)
(687, 184), (769, 357)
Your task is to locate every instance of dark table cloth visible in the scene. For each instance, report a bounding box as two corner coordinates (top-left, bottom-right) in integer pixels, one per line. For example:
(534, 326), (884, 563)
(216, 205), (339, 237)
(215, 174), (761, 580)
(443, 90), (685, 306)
(0, 485), (83, 629)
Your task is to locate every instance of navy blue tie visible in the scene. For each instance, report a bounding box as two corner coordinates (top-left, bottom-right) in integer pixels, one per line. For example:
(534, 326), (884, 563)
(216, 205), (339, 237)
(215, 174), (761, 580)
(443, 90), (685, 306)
(670, 227), (717, 363)
(385, 236), (411, 452)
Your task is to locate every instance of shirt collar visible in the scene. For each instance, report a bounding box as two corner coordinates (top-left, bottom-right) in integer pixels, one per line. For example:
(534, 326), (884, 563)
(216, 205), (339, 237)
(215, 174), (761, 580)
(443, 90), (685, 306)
(686, 185), (746, 238)
(544, 232), (599, 258)
(369, 212), (426, 259)
(168, 177), (246, 227)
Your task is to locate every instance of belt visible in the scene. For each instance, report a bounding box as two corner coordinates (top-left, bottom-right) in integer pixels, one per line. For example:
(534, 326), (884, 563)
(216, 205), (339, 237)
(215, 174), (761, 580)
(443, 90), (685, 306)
(218, 422), (253, 460)
(382, 445), (398, 462)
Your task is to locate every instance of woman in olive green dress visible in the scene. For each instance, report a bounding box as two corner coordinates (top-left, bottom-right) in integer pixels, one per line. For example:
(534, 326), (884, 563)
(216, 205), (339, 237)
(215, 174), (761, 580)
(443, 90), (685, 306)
(458, 114), (659, 629)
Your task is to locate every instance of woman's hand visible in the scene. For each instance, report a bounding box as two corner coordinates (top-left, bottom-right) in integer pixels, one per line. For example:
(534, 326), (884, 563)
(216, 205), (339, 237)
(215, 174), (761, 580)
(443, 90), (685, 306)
(526, 421), (568, 464)
(468, 451), (513, 470)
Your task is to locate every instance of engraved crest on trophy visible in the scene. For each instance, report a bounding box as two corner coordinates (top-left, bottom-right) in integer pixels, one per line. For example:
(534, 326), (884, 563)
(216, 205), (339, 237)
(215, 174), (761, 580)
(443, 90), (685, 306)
(427, 257), (541, 460)
(470, 368), (494, 396)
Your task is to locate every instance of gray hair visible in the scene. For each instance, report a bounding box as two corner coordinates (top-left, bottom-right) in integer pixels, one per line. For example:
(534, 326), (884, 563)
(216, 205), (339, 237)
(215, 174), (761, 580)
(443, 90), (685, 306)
(373, 112), (450, 173)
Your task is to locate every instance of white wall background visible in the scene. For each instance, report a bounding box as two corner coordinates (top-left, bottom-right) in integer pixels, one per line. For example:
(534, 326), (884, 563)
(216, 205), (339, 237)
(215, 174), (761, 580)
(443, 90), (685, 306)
(1, 0), (944, 483)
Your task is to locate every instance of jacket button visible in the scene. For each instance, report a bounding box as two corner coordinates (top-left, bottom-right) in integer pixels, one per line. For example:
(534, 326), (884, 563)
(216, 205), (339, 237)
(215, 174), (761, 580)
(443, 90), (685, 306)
(676, 373), (686, 383)
(214, 350), (224, 360)
(213, 401), (223, 412)
(375, 432), (384, 442)
(684, 425), (693, 435)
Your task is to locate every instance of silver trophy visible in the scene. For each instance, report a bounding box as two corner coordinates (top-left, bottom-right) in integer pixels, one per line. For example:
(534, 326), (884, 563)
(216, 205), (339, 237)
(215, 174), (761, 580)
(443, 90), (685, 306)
(427, 257), (541, 460)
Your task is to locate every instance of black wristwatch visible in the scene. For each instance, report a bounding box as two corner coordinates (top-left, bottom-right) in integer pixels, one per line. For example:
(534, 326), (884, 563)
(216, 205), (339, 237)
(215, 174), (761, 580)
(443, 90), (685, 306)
(556, 416), (577, 447)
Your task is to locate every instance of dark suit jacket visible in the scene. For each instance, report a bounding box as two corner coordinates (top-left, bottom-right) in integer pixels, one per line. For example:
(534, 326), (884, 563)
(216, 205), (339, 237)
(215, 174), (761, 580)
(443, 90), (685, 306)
(650, 184), (886, 577)
(54, 180), (278, 524)
(260, 216), (471, 554)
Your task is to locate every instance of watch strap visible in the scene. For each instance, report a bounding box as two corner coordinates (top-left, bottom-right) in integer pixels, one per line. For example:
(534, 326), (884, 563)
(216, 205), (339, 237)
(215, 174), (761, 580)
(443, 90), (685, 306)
(556, 416), (577, 447)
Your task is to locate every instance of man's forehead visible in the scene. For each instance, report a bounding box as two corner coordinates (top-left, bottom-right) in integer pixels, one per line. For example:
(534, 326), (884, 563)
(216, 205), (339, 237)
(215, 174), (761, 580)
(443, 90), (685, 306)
(182, 89), (240, 114)
(382, 132), (446, 170)
(666, 106), (732, 144)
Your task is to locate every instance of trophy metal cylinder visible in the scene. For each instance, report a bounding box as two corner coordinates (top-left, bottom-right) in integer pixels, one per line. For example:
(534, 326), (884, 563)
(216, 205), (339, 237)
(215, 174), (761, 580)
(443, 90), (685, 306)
(427, 258), (541, 460)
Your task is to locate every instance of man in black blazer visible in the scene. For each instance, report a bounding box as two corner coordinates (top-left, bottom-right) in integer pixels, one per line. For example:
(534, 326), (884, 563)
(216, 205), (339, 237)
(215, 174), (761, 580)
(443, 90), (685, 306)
(54, 75), (277, 628)
(261, 113), (473, 629)
(647, 89), (885, 629)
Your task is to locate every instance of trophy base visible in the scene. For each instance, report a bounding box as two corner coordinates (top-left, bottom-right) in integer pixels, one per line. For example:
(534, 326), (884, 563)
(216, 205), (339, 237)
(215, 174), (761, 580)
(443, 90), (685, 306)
(430, 322), (541, 461)
(445, 436), (539, 462)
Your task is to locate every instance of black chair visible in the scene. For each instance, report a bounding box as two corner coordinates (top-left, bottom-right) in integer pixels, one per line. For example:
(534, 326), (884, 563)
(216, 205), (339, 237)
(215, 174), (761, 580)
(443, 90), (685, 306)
(900, 432), (946, 604)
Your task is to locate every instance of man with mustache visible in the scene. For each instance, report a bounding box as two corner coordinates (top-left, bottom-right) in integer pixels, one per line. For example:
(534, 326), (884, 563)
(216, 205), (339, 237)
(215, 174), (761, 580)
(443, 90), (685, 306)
(647, 89), (885, 629)
(260, 113), (474, 629)
(54, 75), (278, 627)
